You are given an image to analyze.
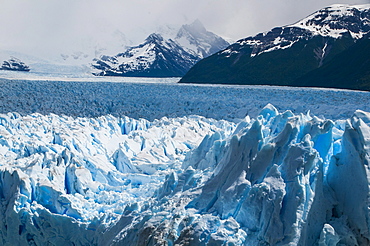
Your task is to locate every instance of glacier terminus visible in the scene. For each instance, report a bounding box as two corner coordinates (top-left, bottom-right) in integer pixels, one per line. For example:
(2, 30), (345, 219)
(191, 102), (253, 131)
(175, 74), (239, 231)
(1, 102), (370, 245)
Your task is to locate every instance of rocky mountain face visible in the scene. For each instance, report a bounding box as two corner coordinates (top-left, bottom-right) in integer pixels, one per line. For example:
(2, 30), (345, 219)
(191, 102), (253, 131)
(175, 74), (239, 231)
(92, 21), (229, 77)
(1, 57), (30, 72)
(180, 4), (370, 91)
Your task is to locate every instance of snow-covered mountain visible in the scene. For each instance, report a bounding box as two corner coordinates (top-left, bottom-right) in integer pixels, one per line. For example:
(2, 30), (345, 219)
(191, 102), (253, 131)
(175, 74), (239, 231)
(92, 33), (199, 77)
(176, 19), (230, 59)
(2, 103), (370, 245)
(92, 20), (230, 77)
(181, 4), (370, 90)
(0, 57), (30, 72)
(231, 4), (370, 58)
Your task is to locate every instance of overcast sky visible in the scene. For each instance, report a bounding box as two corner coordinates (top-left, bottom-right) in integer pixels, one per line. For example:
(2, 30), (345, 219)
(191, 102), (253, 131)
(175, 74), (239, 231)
(0, 0), (369, 60)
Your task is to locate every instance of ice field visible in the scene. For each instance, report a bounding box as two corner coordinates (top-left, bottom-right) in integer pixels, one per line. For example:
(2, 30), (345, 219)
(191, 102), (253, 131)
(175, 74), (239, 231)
(0, 71), (369, 121)
(0, 73), (370, 245)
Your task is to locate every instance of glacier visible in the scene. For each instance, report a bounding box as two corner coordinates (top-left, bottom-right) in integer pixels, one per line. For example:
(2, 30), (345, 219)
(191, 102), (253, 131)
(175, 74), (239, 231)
(1, 103), (370, 245)
(0, 78), (370, 122)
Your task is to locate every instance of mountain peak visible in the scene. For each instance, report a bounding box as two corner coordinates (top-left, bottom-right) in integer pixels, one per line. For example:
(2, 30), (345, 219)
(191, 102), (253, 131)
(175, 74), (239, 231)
(92, 21), (229, 77)
(186, 19), (207, 33)
(145, 33), (164, 43)
(176, 20), (229, 58)
(92, 31), (198, 77)
(177, 19), (207, 39)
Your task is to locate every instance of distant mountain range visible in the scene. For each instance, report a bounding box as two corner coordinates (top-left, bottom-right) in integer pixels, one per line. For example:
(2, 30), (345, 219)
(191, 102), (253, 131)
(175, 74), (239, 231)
(180, 4), (370, 91)
(92, 20), (230, 77)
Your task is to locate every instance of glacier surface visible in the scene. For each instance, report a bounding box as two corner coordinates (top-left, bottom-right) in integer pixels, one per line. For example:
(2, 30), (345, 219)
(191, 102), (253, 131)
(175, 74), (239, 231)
(0, 77), (370, 121)
(1, 103), (370, 245)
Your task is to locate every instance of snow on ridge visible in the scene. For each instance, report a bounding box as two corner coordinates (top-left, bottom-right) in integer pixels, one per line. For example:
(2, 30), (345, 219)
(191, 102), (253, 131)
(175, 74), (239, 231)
(115, 42), (157, 72)
(227, 4), (370, 57)
(326, 3), (370, 11)
(289, 4), (370, 39)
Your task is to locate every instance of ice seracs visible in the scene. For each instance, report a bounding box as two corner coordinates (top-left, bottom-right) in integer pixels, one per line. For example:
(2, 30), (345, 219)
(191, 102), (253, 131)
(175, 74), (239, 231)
(2, 104), (370, 244)
(0, 112), (234, 245)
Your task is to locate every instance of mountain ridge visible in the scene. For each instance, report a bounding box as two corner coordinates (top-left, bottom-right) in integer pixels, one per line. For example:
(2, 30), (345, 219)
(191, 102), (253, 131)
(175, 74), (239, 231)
(180, 4), (370, 91)
(92, 33), (199, 77)
(92, 20), (229, 77)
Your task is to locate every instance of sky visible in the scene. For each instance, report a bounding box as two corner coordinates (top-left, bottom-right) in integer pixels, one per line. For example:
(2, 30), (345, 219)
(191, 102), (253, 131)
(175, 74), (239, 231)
(0, 0), (369, 61)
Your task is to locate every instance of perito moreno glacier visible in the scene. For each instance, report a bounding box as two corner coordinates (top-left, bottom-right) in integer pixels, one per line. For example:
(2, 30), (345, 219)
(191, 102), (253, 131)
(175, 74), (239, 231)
(0, 103), (370, 245)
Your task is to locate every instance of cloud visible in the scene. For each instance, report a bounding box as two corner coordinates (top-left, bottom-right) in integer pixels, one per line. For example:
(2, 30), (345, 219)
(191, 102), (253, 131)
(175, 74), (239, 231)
(0, 0), (369, 59)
